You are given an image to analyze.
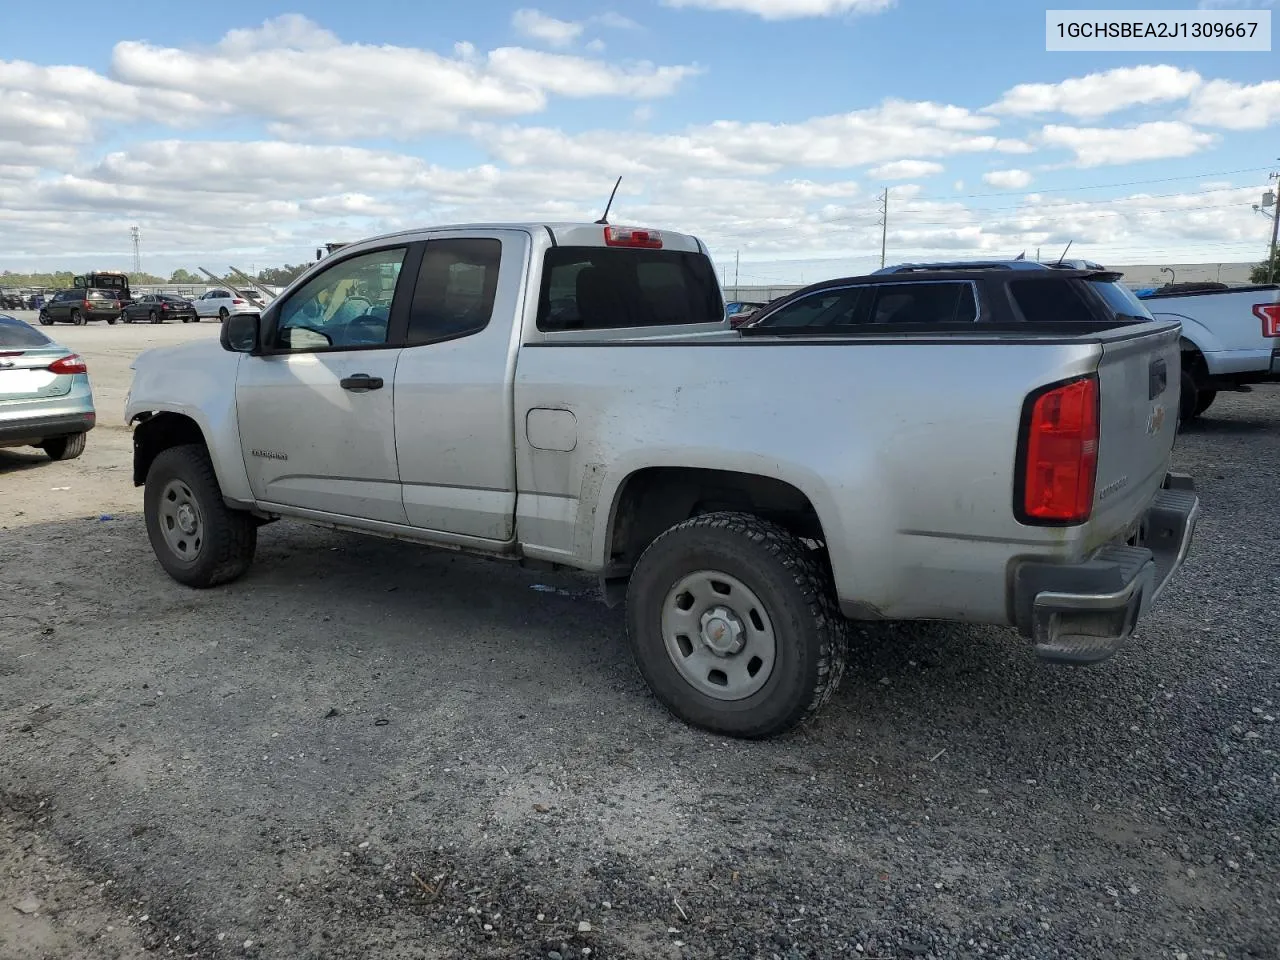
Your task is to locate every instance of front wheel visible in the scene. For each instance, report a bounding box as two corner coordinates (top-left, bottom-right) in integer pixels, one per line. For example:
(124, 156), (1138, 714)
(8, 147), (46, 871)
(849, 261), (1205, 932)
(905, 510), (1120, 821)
(1193, 390), (1217, 417)
(38, 313), (51, 326)
(106, 317), (116, 325)
(71, 310), (85, 326)
(626, 512), (847, 739)
(144, 444), (257, 588)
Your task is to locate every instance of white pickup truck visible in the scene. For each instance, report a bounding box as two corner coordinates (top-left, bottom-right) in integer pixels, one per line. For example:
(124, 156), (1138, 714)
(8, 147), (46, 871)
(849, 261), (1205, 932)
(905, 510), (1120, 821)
(1136, 283), (1280, 421)
(125, 225), (1200, 738)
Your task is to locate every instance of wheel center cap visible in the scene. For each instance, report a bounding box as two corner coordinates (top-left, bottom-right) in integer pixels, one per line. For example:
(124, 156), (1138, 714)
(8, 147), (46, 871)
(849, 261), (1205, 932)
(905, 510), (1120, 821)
(176, 503), (197, 535)
(700, 607), (745, 656)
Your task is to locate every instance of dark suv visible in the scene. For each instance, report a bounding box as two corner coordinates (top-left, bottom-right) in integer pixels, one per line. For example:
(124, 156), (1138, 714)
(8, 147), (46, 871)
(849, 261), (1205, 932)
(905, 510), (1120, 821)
(38, 289), (123, 326)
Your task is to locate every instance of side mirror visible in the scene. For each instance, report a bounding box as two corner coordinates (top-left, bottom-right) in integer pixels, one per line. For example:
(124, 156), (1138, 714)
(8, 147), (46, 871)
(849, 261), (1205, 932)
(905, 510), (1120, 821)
(221, 312), (260, 354)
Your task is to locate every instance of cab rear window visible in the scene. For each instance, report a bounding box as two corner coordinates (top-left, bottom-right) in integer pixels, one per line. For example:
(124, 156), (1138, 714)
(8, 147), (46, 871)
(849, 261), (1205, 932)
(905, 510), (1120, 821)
(537, 248), (723, 331)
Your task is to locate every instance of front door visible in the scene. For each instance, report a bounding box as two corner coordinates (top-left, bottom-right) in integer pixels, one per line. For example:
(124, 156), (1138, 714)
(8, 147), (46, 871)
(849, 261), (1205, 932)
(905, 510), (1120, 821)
(235, 244), (413, 524)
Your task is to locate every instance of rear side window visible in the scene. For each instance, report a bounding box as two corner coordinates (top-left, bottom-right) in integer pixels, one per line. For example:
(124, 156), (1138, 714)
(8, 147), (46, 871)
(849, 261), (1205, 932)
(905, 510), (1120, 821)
(537, 248), (722, 331)
(88, 290), (110, 300)
(407, 238), (502, 345)
(0, 317), (51, 347)
(867, 282), (977, 324)
(1010, 279), (1095, 323)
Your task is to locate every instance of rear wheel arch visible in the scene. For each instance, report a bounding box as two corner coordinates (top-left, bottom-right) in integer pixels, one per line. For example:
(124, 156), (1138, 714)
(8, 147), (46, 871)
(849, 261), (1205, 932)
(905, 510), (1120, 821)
(599, 466), (835, 599)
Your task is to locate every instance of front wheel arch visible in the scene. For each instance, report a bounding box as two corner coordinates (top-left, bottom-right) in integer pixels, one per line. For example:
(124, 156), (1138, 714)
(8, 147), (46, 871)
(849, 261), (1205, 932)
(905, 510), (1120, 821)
(131, 412), (208, 487)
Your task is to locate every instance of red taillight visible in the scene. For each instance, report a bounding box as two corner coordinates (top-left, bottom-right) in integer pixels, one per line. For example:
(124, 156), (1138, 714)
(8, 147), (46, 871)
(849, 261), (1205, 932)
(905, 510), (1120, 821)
(161, 302), (170, 310)
(83, 300), (92, 310)
(603, 225), (663, 249)
(47, 354), (87, 375)
(1255, 303), (1280, 338)
(1019, 376), (1099, 524)
(232, 299), (246, 305)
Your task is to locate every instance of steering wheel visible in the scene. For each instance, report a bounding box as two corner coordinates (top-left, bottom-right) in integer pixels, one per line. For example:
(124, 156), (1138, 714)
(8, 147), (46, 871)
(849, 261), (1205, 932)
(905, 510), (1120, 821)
(343, 312), (387, 345)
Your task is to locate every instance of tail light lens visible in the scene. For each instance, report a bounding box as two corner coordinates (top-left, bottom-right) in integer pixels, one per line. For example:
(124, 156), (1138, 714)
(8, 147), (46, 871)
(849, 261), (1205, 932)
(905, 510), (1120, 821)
(161, 302), (170, 310)
(83, 300), (92, 310)
(1255, 303), (1280, 338)
(603, 225), (663, 249)
(48, 354), (87, 375)
(1018, 376), (1099, 524)
(232, 299), (246, 305)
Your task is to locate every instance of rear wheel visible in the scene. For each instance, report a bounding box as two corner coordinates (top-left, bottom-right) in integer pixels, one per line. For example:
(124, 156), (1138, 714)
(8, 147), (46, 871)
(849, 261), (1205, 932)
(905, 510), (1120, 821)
(71, 310), (84, 326)
(150, 310), (160, 324)
(625, 512), (847, 739)
(144, 444), (257, 588)
(218, 307), (229, 321)
(41, 433), (86, 461)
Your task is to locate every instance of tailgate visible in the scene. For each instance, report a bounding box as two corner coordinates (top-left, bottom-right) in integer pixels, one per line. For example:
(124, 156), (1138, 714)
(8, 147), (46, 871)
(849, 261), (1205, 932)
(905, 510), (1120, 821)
(1088, 322), (1181, 543)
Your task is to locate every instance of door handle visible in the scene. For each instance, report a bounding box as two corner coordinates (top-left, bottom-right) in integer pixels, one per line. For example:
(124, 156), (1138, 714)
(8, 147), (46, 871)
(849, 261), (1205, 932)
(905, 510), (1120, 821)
(340, 374), (384, 391)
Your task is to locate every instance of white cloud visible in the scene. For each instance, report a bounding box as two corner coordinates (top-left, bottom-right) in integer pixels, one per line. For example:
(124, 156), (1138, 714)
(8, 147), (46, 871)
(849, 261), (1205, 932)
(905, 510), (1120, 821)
(512, 9), (585, 46)
(481, 99), (1028, 177)
(870, 159), (944, 180)
(982, 169), (1033, 189)
(987, 66), (1202, 118)
(1185, 79), (1280, 130)
(1039, 122), (1218, 167)
(107, 15), (696, 139)
(486, 48), (701, 99)
(594, 12), (642, 29)
(662, 0), (894, 19)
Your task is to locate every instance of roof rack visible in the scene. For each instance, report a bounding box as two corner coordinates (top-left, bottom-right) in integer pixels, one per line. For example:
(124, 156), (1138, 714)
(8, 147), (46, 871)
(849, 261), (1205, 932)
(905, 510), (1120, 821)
(874, 258), (1108, 275)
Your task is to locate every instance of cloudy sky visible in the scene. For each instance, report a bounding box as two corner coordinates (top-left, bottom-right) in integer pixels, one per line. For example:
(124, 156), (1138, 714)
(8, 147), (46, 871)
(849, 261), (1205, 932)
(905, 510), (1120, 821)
(1, 0), (1278, 283)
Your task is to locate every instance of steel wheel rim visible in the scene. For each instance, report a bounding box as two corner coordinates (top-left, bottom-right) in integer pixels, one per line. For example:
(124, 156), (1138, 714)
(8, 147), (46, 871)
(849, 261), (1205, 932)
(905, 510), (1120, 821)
(158, 478), (204, 563)
(660, 570), (777, 701)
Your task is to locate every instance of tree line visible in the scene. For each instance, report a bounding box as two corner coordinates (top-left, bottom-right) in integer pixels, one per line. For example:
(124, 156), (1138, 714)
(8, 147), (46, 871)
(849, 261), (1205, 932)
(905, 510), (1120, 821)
(0, 263), (314, 289)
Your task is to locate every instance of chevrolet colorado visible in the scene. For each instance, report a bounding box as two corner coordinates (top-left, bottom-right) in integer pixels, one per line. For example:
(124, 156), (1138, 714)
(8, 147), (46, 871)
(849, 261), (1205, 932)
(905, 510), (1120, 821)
(125, 227), (1199, 738)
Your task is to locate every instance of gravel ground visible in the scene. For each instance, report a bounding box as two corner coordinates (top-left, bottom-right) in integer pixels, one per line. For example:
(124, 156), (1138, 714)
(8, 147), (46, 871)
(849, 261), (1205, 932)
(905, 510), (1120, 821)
(1, 320), (1277, 960)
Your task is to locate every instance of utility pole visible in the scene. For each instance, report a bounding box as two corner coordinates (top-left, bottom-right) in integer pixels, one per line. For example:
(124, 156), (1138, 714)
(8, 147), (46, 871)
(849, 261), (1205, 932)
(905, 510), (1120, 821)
(734, 249), (740, 288)
(1268, 169), (1279, 283)
(130, 226), (141, 275)
(878, 188), (889, 268)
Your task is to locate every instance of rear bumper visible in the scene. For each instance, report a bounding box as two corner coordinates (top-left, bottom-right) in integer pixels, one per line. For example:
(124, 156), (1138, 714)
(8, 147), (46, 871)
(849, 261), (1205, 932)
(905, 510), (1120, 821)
(1012, 473), (1200, 665)
(0, 410), (96, 446)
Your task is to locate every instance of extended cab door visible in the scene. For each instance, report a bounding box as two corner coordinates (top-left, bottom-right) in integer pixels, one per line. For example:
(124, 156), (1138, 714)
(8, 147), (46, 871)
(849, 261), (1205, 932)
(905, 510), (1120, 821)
(392, 231), (527, 542)
(234, 244), (417, 524)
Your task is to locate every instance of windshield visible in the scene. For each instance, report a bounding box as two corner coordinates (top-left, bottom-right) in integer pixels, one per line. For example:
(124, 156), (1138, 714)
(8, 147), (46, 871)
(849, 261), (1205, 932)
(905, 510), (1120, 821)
(1092, 280), (1154, 321)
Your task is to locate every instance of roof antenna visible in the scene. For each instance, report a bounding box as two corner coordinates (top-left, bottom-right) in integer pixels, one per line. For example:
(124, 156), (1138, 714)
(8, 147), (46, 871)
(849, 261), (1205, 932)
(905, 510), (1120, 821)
(1055, 240), (1073, 265)
(595, 176), (622, 225)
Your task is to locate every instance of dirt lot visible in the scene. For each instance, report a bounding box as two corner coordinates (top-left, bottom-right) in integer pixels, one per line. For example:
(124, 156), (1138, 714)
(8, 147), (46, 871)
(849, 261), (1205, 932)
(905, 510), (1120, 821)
(2, 317), (1278, 960)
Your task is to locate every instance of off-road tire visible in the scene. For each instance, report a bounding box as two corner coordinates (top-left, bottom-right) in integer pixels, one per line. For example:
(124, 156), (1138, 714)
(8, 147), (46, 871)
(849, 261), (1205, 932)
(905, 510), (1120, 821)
(144, 443), (257, 588)
(626, 511), (847, 739)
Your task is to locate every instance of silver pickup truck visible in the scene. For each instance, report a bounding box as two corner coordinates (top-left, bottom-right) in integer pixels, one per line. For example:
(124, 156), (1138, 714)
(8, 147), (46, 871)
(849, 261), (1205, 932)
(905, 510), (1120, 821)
(125, 224), (1200, 738)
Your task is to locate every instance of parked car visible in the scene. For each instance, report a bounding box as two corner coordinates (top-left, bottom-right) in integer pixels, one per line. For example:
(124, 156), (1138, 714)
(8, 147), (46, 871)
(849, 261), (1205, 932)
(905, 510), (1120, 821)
(125, 224), (1198, 739)
(38, 288), (122, 325)
(123, 293), (198, 325)
(0, 289), (24, 310)
(193, 288), (259, 321)
(0, 314), (95, 460)
(1136, 283), (1280, 420)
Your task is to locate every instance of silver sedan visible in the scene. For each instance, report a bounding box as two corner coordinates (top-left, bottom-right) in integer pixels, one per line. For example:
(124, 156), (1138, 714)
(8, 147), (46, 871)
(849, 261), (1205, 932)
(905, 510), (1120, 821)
(0, 314), (95, 461)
